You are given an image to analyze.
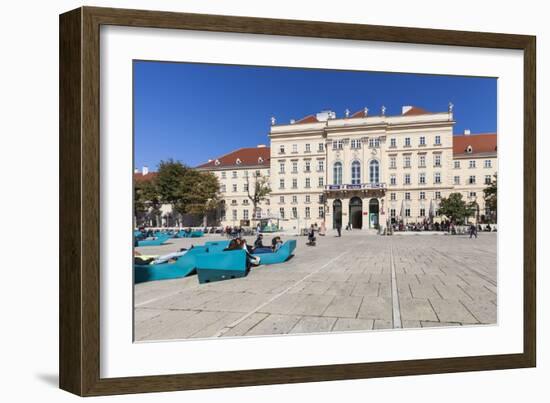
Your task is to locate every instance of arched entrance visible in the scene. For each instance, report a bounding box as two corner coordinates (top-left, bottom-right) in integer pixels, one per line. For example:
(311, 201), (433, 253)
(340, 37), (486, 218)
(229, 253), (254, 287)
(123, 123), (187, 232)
(349, 197), (363, 229)
(333, 199), (342, 229)
(368, 198), (379, 229)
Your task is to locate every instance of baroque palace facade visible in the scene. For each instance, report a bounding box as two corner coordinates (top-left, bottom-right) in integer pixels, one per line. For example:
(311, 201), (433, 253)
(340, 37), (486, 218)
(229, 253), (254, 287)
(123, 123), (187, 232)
(192, 105), (497, 231)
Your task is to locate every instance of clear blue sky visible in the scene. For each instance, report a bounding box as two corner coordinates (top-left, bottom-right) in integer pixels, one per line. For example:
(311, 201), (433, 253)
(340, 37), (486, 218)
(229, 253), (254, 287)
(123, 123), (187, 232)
(134, 61), (497, 169)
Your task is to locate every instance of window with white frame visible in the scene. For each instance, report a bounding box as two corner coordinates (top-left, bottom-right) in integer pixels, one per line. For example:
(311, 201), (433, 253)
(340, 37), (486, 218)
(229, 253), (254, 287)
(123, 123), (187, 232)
(404, 173), (411, 185)
(292, 161), (298, 173)
(405, 208), (411, 217)
(454, 160), (460, 169)
(292, 207), (298, 218)
(279, 162), (285, 173)
(405, 137), (411, 147)
(220, 184), (226, 193)
(485, 175), (492, 185)
(390, 156), (396, 169)
(318, 194), (324, 203)
(318, 177), (324, 187)
(279, 208), (285, 219)
(333, 162), (343, 185)
(419, 155), (426, 167)
(390, 192), (396, 201)
(305, 143), (311, 153)
(419, 136), (426, 146)
(305, 161), (311, 172)
(232, 184), (237, 192)
(292, 144), (298, 153)
(279, 179), (284, 189)
(469, 160), (476, 168)
(469, 175), (476, 184)
(232, 171), (237, 178)
(390, 209), (396, 217)
(404, 155), (411, 168)
(305, 178), (311, 188)
(390, 138), (396, 148)
(232, 209), (237, 220)
(279, 196), (284, 203)
(454, 176), (460, 185)
(405, 192), (411, 200)
(318, 142), (324, 152)
(435, 135), (441, 145)
(390, 174), (396, 185)
(434, 172), (441, 184)
(292, 178), (298, 188)
(319, 206), (324, 218)
(279, 145), (285, 154)
(318, 160), (324, 172)
(333, 140), (343, 150)
(420, 191), (426, 200)
(434, 154), (441, 167)
(484, 159), (492, 168)
(292, 195), (297, 204)
(469, 191), (477, 198)
(243, 184), (248, 192)
(369, 160), (380, 183)
(435, 191), (441, 199)
(351, 161), (361, 184)
(305, 207), (310, 218)
(243, 210), (249, 220)
(305, 195), (311, 203)
(419, 172), (426, 184)
(420, 208), (425, 216)
(351, 139), (361, 149)
(221, 171), (226, 179)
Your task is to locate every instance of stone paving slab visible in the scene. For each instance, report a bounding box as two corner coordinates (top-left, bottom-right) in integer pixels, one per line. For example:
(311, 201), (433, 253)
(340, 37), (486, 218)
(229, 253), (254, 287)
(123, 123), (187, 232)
(134, 232), (497, 340)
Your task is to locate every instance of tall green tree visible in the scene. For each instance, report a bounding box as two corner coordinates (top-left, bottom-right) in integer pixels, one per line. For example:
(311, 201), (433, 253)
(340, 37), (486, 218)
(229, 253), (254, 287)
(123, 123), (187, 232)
(246, 171), (271, 221)
(483, 173), (497, 222)
(134, 179), (161, 227)
(438, 192), (477, 224)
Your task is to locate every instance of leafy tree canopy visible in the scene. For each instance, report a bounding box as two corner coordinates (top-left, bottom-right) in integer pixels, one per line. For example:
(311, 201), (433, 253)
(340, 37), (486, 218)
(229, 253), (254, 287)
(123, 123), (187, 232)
(438, 192), (477, 224)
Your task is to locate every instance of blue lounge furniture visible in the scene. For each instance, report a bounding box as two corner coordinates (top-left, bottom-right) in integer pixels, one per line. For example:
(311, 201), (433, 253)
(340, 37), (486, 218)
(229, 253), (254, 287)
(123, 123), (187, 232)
(253, 240), (296, 265)
(204, 240), (230, 252)
(189, 230), (204, 238)
(195, 250), (248, 284)
(134, 246), (207, 283)
(137, 234), (171, 247)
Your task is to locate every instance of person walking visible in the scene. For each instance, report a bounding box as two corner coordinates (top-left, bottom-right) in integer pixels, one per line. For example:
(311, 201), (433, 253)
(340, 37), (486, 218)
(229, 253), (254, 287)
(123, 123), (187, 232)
(336, 222), (342, 237)
(469, 223), (478, 239)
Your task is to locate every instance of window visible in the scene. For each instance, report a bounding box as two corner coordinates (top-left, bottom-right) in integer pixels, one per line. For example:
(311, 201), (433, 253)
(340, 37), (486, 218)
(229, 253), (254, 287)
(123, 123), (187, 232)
(292, 178), (298, 189)
(318, 143), (324, 152)
(405, 208), (411, 217)
(435, 191), (441, 199)
(305, 143), (311, 153)
(243, 210), (249, 220)
(351, 139), (361, 149)
(292, 207), (298, 218)
(232, 210), (238, 220)
(390, 174), (396, 185)
(231, 199), (237, 206)
(390, 192), (396, 201)
(469, 160), (476, 168)
(279, 145), (285, 154)
(232, 171), (237, 178)
(279, 179), (285, 189)
(434, 172), (441, 184)
(255, 170), (261, 177)
(292, 195), (298, 204)
(420, 208), (425, 217)
(420, 191), (426, 200)
(419, 155), (426, 167)
(454, 161), (460, 169)
(292, 161), (298, 173)
(292, 144), (298, 153)
(419, 173), (426, 185)
(318, 160), (324, 172)
(279, 162), (285, 173)
(319, 206), (324, 218)
(404, 155), (411, 168)
(390, 138), (396, 148)
(469, 175), (476, 184)
(469, 191), (477, 198)
(419, 136), (426, 146)
(454, 176), (460, 185)
(318, 177), (324, 187)
(305, 195), (311, 203)
(404, 137), (411, 147)
(369, 160), (380, 183)
(279, 196), (285, 204)
(279, 208), (285, 219)
(485, 175), (492, 185)
(220, 184), (226, 193)
(333, 162), (343, 185)
(405, 192), (411, 200)
(221, 171), (226, 179)
(305, 207), (311, 218)
(305, 178), (311, 188)
(351, 161), (361, 184)
(305, 161), (311, 172)
(232, 184), (237, 192)
(390, 156), (396, 169)
(368, 138), (380, 148)
(333, 140), (343, 150)
(243, 184), (248, 192)
(243, 170), (249, 178)
(435, 135), (441, 145)
(318, 194), (324, 203)
(434, 155), (441, 167)
(390, 209), (396, 218)
(404, 173), (411, 185)
(484, 159), (492, 168)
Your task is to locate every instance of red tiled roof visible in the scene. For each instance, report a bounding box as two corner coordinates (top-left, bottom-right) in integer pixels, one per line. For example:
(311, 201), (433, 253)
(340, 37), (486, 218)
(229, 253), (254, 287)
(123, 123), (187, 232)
(134, 172), (157, 182)
(196, 147), (271, 169)
(453, 133), (497, 156)
(295, 115), (318, 124)
(350, 109), (367, 118)
(403, 106), (430, 116)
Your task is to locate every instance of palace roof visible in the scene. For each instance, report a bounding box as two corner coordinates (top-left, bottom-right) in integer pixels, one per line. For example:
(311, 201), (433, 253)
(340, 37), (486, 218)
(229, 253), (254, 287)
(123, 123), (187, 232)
(453, 133), (497, 157)
(196, 146), (271, 169)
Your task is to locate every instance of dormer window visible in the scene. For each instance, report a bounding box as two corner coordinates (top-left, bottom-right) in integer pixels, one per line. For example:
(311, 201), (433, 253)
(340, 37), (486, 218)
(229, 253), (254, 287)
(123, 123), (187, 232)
(466, 145), (473, 154)
(236, 158), (242, 165)
(258, 157), (264, 164)
(214, 159), (220, 166)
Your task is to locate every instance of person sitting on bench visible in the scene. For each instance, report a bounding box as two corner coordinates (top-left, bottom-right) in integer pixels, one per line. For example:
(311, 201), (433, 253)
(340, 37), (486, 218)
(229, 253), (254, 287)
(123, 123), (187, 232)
(253, 234), (272, 254)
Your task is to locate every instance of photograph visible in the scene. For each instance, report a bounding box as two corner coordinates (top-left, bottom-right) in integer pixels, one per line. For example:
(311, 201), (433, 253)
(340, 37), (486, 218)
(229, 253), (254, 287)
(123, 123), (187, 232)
(132, 61), (498, 341)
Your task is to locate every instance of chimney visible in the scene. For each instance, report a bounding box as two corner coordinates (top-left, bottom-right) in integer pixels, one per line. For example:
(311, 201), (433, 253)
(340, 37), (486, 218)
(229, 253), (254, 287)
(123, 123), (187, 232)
(316, 110), (335, 122)
(402, 105), (413, 115)
(290, 119), (296, 124)
(134, 168), (139, 174)
(464, 129), (471, 135)
(257, 144), (266, 148)
(142, 166), (149, 176)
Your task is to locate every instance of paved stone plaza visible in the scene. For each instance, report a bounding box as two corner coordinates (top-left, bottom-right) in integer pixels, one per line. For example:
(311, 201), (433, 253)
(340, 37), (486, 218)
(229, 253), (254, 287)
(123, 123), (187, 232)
(134, 232), (497, 341)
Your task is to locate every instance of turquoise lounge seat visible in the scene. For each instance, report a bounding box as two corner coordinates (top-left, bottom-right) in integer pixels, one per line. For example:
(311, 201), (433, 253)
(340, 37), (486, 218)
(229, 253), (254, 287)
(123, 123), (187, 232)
(195, 250), (248, 284)
(134, 246), (207, 283)
(204, 240), (230, 252)
(137, 234), (171, 247)
(253, 240), (296, 265)
(190, 230), (204, 238)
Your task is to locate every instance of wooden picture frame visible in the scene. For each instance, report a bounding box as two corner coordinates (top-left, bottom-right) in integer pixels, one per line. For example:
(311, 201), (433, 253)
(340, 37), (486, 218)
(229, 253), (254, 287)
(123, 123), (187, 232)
(59, 6), (536, 396)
